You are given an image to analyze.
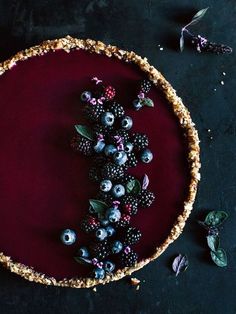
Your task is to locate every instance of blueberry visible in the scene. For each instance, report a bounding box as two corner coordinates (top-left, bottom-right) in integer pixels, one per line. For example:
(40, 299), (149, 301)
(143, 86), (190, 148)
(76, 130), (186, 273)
(113, 151), (128, 166)
(105, 208), (121, 223)
(78, 246), (89, 258)
(95, 228), (108, 241)
(106, 226), (116, 237)
(94, 140), (105, 153)
(101, 112), (115, 126)
(100, 179), (112, 192)
(80, 91), (92, 102)
(104, 261), (115, 273)
(140, 148), (153, 163)
(132, 99), (143, 111)
(121, 116), (133, 130)
(94, 267), (105, 279)
(111, 240), (123, 254)
(112, 184), (125, 198)
(60, 229), (76, 245)
(124, 142), (133, 153)
(104, 144), (117, 157)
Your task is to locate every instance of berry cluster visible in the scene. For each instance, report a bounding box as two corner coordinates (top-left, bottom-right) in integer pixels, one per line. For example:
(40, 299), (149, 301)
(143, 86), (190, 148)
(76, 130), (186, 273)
(61, 77), (155, 280)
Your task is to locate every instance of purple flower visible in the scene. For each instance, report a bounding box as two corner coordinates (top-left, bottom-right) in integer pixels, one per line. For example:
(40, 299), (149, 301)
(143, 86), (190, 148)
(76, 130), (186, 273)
(138, 92), (145, 99)
(90, 98), (97, 105)
(124, 246), (131, 254)
(117, 143), (124, 151)
(112, 200), (120, 208)
(114, 135), (123, 144)
(196, 35), (208, 52)
(97, 98), (104, 105)
(92, 77), (103, 85)
(92, 258), (98, 265)
(97, 134), (104, 142)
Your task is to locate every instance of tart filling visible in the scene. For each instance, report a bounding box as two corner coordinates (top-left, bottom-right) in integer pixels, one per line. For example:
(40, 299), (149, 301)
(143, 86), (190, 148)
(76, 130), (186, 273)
(0, 36), (200, 288)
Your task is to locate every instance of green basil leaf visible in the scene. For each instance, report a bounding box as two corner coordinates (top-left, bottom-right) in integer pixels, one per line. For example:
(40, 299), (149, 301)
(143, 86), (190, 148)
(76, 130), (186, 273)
(204, 211), (228, 227)
(89, 199), (108, 214)
(126, 179), (141, 195)
(184, 7), (209, 29)
(74, 256), (92, 265)
(207, 235), (220, 252)
(210, 248), (227, 267)
(75, 124), (94, 141)
(126, 180), (134, 193)
(190, 7), (209, 26)
(141, 98), (154, 107)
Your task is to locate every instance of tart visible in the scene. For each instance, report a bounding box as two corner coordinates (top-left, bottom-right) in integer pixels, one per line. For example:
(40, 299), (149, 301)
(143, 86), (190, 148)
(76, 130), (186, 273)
(0, 36), (200, 288)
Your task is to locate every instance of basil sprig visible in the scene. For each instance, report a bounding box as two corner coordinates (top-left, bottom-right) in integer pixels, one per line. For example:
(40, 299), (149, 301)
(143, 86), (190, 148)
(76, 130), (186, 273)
(199, 210), (228, 267)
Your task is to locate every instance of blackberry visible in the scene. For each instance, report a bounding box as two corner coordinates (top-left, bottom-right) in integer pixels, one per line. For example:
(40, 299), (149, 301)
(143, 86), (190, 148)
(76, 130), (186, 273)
(138, 190), (155, 207)
(115, 214), (131, 228)
(91, 155), (107, 168)
(90, 240), (110, 260)
(80, 215), (100, 233)
(89, 167), (101, 182)
(101, 162), (124, 181)
(93, 124), (113, 138)
(121, 195), (139, 216)
(84, 104), (105, 122)
(125, 152), (138, 168)
(96, 191), (114, 206)
(70, 135), (94, 156)
(132, 133), (149, 151)
(107, 101), (125, 118)
(121, 249), (138, 267)
(110, 129), (130, 144)
(123, 227), (142, 246)
(140, 79), (152, 94)
(119, 174), (136, 185)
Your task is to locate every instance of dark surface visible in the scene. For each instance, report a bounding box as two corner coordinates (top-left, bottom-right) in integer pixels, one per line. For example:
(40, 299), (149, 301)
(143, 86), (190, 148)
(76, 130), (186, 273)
(0, 0), (235, 313)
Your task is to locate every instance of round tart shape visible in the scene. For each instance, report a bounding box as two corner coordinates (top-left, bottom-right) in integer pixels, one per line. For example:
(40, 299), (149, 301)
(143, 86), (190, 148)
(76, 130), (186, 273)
(0, 36), (200, 288)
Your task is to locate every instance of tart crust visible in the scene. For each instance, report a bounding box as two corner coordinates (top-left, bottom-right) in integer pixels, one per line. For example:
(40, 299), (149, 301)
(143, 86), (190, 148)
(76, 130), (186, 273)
(0, 36), (200, 288)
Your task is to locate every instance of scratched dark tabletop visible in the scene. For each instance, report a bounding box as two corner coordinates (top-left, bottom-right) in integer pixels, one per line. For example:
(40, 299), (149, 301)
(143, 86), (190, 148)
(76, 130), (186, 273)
(0, 1), (235, 313)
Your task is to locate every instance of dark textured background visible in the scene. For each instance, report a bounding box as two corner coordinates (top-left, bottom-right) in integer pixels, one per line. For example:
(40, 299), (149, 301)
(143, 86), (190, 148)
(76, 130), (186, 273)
(0, 1), (235, 313)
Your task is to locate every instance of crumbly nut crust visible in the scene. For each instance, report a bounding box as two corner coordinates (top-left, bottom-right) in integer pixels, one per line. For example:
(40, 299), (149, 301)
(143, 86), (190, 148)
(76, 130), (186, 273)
(0, 36), (201, 288)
